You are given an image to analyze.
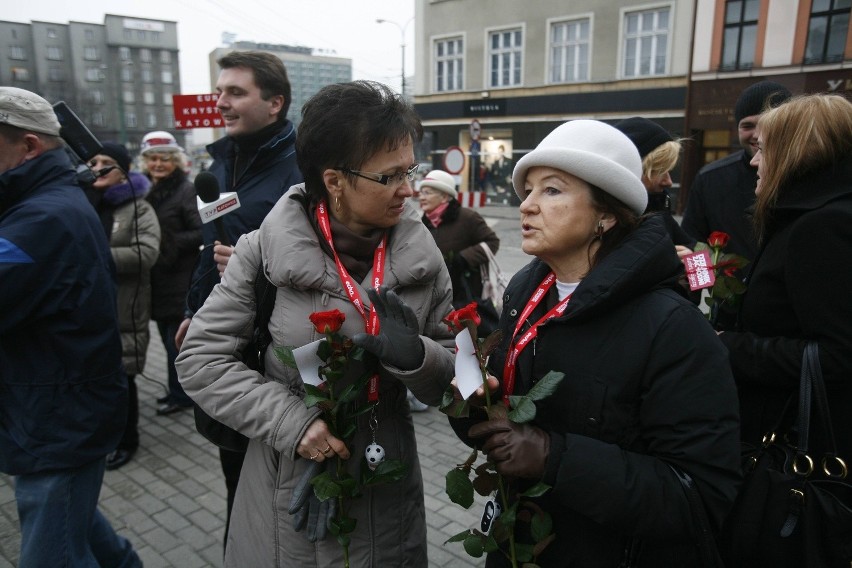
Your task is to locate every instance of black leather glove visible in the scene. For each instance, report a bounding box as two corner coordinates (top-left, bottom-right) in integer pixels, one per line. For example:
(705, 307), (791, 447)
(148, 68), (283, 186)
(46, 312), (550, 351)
(468, 419), (551, 479)
(352, 286), (425, 371)
(288, 460), (337, 542)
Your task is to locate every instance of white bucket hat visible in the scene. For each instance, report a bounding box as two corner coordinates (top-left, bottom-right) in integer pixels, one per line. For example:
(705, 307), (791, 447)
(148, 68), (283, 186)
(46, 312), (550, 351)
(420, 169), (458, 199)
(140, 131), (183, 155)
(512, 120), (647, 215)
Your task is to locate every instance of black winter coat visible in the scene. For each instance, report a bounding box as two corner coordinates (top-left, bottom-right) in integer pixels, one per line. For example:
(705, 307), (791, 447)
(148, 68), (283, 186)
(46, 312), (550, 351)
(451, 216), (741, 567)
(682, 150), (759, 261)
(146, 170), (202, 321)
(719, 158), (852, 465)
(422, 200), (500, 306)
(186, 121), (302, 314)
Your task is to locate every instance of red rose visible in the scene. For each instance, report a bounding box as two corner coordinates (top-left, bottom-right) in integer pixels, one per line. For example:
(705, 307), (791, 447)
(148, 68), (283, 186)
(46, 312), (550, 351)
(708, 231), (730, 249)
(309, 309), (346, 334)
(444, 302), (482, 331)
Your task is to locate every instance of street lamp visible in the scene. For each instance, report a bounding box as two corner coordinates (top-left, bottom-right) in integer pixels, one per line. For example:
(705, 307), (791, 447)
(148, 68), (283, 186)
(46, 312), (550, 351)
(376, 17), (414, 96)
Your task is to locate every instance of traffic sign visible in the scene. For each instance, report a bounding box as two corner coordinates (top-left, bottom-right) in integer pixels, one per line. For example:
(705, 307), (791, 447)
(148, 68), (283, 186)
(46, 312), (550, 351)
(443, 146), (466, 174)
(469, 119), (481, 141)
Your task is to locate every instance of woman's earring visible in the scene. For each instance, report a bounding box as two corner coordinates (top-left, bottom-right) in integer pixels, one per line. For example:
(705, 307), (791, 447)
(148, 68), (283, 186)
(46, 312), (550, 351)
(595, 220), (604, 240)
(335, 195), (342, 212)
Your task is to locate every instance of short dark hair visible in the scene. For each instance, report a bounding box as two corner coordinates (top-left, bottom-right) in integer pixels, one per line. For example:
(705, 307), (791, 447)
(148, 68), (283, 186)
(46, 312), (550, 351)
(217, 51), (292, 119)
(296, 81), (423, 203)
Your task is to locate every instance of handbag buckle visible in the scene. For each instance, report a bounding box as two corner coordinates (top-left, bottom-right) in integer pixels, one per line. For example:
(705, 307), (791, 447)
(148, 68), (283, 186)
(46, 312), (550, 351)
(822, 455), (848, 479)
(792, 453), (814, 477)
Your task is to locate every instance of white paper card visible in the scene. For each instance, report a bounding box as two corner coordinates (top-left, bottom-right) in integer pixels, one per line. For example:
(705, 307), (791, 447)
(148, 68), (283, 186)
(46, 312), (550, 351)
(455, 328), (483, 400)
(293, 340), (326, 387)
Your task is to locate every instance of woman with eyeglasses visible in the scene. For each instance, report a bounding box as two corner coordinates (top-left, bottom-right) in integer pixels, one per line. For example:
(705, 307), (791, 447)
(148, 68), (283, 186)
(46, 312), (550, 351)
(176, 81), (455, 566)
(84, 142), (161, 471)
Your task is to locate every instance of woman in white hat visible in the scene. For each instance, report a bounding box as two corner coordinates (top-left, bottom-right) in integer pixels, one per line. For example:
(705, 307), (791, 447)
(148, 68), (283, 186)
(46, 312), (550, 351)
(140, 130), (203, 416)
(418, 169), (499, 315)
(449, 120), (740, 566)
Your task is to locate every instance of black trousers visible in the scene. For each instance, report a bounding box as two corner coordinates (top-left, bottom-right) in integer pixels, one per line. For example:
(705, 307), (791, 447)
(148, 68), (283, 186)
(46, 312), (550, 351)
(116, 374), (139, 451)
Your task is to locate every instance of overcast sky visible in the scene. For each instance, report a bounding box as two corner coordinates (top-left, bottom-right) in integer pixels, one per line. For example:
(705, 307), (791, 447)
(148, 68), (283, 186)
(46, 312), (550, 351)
(6, 0), (416, 93)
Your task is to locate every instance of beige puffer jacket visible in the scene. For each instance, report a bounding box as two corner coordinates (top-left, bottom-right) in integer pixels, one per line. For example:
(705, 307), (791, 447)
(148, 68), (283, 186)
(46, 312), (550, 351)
(176, 185), (455, 567)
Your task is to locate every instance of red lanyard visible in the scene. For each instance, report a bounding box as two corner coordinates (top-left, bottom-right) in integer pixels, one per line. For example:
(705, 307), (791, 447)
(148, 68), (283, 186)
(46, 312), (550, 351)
(316, 200), (387, 400)
(501, 272), (571, 405)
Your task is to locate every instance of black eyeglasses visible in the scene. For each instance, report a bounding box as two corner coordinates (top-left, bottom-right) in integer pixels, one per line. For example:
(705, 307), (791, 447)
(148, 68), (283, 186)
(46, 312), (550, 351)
(339, 163), (419, 187)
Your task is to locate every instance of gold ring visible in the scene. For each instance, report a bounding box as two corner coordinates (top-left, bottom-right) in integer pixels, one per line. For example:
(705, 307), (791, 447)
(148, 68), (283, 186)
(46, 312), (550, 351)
(309, 450), (320, 460)
(322, 444), (332, 455)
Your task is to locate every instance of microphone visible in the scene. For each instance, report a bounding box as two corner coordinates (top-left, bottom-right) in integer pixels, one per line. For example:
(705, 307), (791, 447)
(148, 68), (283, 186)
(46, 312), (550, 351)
(95, 165), (118, 177)
(194, 172), (241, 247)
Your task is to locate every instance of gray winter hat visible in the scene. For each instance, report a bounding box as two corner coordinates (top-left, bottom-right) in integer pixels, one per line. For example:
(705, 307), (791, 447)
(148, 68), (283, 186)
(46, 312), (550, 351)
(0, 87), (61, 136)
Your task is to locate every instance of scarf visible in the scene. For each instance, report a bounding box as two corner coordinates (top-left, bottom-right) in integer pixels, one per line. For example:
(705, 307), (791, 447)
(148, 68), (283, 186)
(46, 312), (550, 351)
(426, 201), (450, 228)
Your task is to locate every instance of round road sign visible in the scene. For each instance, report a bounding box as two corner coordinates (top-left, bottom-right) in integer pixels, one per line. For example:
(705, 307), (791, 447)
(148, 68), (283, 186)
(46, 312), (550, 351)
(443, 146), (466, 174)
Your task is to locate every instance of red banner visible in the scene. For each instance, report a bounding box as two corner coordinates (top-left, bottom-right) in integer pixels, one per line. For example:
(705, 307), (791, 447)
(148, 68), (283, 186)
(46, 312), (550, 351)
(172, 94), (223, 129)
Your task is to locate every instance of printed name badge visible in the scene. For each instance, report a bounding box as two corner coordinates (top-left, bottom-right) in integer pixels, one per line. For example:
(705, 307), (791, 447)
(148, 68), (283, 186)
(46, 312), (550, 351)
(682, 250), (716, 292)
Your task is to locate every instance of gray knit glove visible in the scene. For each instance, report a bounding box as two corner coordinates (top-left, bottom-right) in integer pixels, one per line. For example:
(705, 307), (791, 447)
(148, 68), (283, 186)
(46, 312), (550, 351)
(352, 286), (425, 371)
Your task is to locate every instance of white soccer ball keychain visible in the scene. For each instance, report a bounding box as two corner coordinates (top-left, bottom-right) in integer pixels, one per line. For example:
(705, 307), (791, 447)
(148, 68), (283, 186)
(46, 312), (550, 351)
(364, 410), (385, 471)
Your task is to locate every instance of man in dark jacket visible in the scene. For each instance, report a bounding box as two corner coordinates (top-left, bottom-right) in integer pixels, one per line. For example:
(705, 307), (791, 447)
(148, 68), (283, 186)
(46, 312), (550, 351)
(0, 88), (140, 566)
(176, 50), (303, 548)
(682, 80), (792, 261)
(681, 80), (791, 328)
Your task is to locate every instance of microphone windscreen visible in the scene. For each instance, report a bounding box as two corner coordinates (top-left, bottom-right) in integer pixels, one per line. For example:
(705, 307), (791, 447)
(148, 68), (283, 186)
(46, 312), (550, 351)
(194, 172), (221, 203)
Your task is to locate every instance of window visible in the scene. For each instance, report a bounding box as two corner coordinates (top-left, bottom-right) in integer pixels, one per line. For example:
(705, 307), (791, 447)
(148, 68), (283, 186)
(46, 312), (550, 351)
(123, 89), (135, 104)
(550, 18), (590, 83)
(805, 0), (851, 64)
(9, 46), (25, 60)
(92, 112), (105, 127)
(121, 67), (133, 82)
(124, 29), (133, 41)
(143, 90), (155, 105)
(162, 90), (173, 105)
(721, 0), (759, 70)
(434, 37), (464, 92)
(47, 46), (63, 61)
(161, 69), (173, 84)
(84, 46), (99, 61)
(141, 68), (153, 83)
(119, 47), (131, 61)
(12, 67), (30, 81)
(47, 28), (57, 39)
(85, 29), (94, 40)
(125, 111), (138, 128)
(140, 48), (151, 62)
(48, 68), (64, 81)
(85, 67), (103, 82)
(137, 30), (146, 40)
(146, 112), (157, 128)
(160, 50), (171, 64)
(623, 7), (670, 77)
(90, 90), (105, 104)
(488, 28), (523, 88)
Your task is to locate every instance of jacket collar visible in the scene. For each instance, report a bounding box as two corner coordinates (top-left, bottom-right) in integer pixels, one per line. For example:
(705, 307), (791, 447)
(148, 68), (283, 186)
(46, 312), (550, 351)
(514, 215), (684, 323)
(259, 185), (444, 296)
(0, 149), (75, 213)
(206, 120), (296, 164)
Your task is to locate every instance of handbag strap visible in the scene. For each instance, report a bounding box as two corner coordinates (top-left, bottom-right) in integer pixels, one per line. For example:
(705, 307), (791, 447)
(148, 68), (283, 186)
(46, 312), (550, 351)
(805, 342), (846, 477)
(794, 343), (813, 458)
(250, 262), (276, 375)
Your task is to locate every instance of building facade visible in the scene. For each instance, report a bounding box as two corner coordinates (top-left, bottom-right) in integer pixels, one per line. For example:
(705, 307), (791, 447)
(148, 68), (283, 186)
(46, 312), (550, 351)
(208, 41), (352, 130)
(0, 14), (183, 153)
(414, 0), (851, 208)
(414, 0), (696, 204)
(682, 0), (852, 202)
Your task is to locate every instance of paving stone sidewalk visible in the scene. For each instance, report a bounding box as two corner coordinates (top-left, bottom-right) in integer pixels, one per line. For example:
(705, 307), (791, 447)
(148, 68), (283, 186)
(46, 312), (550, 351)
(0, 322), (487, 567)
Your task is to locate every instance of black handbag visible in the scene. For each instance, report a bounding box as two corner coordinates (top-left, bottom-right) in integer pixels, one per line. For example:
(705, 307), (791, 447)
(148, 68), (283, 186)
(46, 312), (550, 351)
(192, 263), (276, 453)
(721, 342), (852, 567)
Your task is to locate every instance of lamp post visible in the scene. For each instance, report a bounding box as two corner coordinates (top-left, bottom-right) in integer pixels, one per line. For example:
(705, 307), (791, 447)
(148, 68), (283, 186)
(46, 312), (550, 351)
(376, 17), (414, 96)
